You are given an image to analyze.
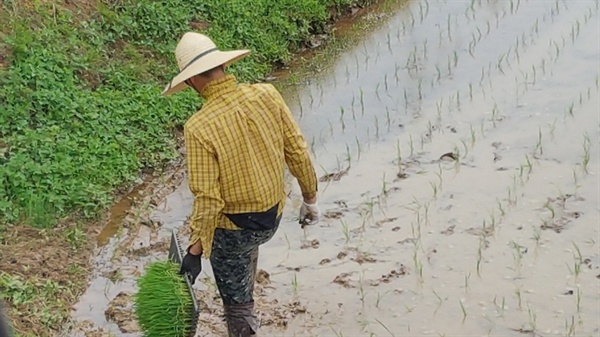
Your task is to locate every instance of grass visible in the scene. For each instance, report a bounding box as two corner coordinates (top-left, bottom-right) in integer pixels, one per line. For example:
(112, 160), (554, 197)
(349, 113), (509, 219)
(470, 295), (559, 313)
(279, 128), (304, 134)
(134, 261), (194, 337)
(0, 271), (75, 337)
(0, 0), (369, 228)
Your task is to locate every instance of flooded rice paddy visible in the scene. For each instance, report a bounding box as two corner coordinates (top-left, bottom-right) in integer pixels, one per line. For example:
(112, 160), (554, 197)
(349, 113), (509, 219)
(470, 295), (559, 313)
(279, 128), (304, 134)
(67, 0), (599, 336)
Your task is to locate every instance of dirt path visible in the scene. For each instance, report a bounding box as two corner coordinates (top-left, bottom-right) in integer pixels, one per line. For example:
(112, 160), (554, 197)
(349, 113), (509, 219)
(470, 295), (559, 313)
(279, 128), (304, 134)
(65, 0), (599, 336)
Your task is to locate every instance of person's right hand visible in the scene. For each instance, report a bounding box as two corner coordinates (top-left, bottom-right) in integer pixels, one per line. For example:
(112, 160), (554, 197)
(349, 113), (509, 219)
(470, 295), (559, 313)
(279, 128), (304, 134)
(179, 251), (202, 284)
(299, 201), (320, 227)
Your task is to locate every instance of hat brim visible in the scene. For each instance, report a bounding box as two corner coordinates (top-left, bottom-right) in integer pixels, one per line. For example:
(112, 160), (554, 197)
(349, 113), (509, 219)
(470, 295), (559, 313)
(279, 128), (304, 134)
(162, 49), (251, 96)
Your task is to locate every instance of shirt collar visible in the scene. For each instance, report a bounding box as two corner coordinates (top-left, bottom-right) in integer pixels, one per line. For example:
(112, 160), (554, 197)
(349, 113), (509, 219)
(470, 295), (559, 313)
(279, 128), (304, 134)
(200, 74), (238, 101)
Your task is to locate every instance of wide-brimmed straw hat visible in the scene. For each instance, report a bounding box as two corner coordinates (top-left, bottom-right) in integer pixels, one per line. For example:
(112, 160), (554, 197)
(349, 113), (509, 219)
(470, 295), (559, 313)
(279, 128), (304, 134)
(162, 32), (251, 96)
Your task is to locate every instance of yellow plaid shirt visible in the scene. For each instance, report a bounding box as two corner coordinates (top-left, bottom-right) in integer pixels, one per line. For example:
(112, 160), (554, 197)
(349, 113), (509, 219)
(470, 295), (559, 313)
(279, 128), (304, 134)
(183, 75), (318, 258)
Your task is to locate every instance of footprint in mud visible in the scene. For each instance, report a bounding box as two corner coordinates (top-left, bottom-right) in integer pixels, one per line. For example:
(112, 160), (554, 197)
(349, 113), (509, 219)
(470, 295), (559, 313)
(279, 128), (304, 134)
(104, 292), (139, 333)
(374, 217), (398, 227)
(333, 272), (355, 288)
(441, 224), (455, 235)
(73, 320), (110, 337)
(256, 269), (271, 285)
(300, 238), (320, 249)
(539, 195), (583, 233)
(319, 167), (349, 182)
(370, 265), (409, 286)
(351, 251), (377, 264)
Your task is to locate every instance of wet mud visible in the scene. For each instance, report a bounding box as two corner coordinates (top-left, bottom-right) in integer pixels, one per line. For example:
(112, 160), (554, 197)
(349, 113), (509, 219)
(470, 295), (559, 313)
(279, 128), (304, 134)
(65, 0), (599, 336)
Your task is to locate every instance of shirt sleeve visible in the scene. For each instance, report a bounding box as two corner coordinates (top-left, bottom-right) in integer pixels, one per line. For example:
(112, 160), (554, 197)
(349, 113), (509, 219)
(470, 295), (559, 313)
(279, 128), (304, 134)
(267, 86), (318, 199)
(183, 124), (224, 253)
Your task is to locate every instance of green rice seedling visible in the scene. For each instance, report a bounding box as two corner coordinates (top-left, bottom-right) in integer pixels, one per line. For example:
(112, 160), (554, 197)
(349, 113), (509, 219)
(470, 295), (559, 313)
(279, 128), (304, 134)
(527, 305), (537, 331)
(375, 291), (384, 309)
(345, 144), (352, 167)
(497, 198), (505, 217)
(284, 233), (291, 250)
(469, 83), (473, 101)
(543, 200), (555, 219)
(447, 14), (452, 41)
(572, 241), (583, 264)
(515, 285), (523, 310)
(375, 318), (395, 337)
(339, 107), (346, 132)
(525, 155), (533, 175)
(408, 135), (414, 157)
(134, 261), (195, 337)
(423, 202), (431, 227)
(355, 136), (362, 161)
(374, 116), (380, 139)
(418, 80), (423, 101)
(340, 220), (350, 244)
(534, 127), (543, 156)
(464, 272), (471, 293)
(351, 97), (357, 121)
(360, 88), (365, 116)
(531, 225), (542, 251)
(459, 300), (468, 323)
(565, 315), (576, 336)
(432, 288), (445, 314)
(330, 326), (344, 337)
(358, 318), (370, 333)
(358, 272), (366, 307)
(492, 295), (506, 317)
(381, 173), (388, 196)
(476, 237), (484, 277)
(582, 133), (591, 174)
(576, 287), (582, 313)
(453, 51), (459, 67)
(385, 107), (392, 130)
(510, 240), (523, 276)
(292, 273), (299, 293)
(423, 39), (428, 60)
(403, 89), (409, 111)
(394, 63), (400, 84)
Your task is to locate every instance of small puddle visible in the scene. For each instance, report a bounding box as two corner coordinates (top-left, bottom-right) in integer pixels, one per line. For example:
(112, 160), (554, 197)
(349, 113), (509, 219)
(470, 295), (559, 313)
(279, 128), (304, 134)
(96, 176), (152, 247)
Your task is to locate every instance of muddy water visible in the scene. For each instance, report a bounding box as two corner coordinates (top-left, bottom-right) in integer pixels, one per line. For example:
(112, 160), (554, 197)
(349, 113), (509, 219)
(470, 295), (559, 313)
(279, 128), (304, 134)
(66, 0), (599, 336)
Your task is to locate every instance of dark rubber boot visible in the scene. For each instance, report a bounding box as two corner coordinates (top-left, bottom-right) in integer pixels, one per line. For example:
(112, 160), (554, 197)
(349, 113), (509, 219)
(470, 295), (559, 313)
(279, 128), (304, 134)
(224, 302), (258, 337)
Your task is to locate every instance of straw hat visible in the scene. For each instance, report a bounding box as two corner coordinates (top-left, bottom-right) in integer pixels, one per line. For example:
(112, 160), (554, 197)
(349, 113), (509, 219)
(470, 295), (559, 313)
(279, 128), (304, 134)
(162, 32), (251, 96)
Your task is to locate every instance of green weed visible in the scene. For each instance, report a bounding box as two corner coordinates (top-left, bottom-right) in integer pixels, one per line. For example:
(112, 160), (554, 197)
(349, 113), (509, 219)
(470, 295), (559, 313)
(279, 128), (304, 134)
(0, 0), (369, 228)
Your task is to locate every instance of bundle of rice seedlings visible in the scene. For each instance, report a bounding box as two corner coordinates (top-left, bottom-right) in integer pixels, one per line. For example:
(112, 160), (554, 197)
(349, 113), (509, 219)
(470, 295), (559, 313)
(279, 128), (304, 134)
(134, 260), (196, 337)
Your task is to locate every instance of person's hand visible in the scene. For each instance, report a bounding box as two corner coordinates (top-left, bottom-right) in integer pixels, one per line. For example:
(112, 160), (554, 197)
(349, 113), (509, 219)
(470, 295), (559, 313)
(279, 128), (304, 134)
(179, 250), (202, 284)
(299, 201), (320, 228)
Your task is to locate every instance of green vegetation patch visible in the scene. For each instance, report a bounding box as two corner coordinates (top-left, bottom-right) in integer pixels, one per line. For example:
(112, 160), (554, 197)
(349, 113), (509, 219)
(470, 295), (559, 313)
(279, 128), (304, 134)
(134, 261), (194, 337)
(0, 0), (363, 228)
(0, 0), (366, 227)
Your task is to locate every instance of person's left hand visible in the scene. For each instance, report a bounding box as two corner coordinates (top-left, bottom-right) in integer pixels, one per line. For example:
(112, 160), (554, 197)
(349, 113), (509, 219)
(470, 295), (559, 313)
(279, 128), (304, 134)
(299, 201), (320, 228)
(179, 251), (202, 284)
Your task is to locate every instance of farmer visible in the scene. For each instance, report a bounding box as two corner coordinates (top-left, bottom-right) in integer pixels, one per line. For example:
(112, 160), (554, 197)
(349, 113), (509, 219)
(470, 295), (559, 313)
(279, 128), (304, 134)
(163, 32), (321, 337)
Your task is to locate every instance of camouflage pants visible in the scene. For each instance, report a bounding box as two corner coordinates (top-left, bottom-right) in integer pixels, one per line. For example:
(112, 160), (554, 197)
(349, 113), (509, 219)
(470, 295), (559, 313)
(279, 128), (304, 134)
(210, 216), (280, 305)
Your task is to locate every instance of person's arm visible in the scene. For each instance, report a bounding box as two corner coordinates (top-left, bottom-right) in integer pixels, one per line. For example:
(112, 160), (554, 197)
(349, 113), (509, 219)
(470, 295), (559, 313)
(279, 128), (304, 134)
(268, 87), (318, 202)
(184, 125), (224, 255)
